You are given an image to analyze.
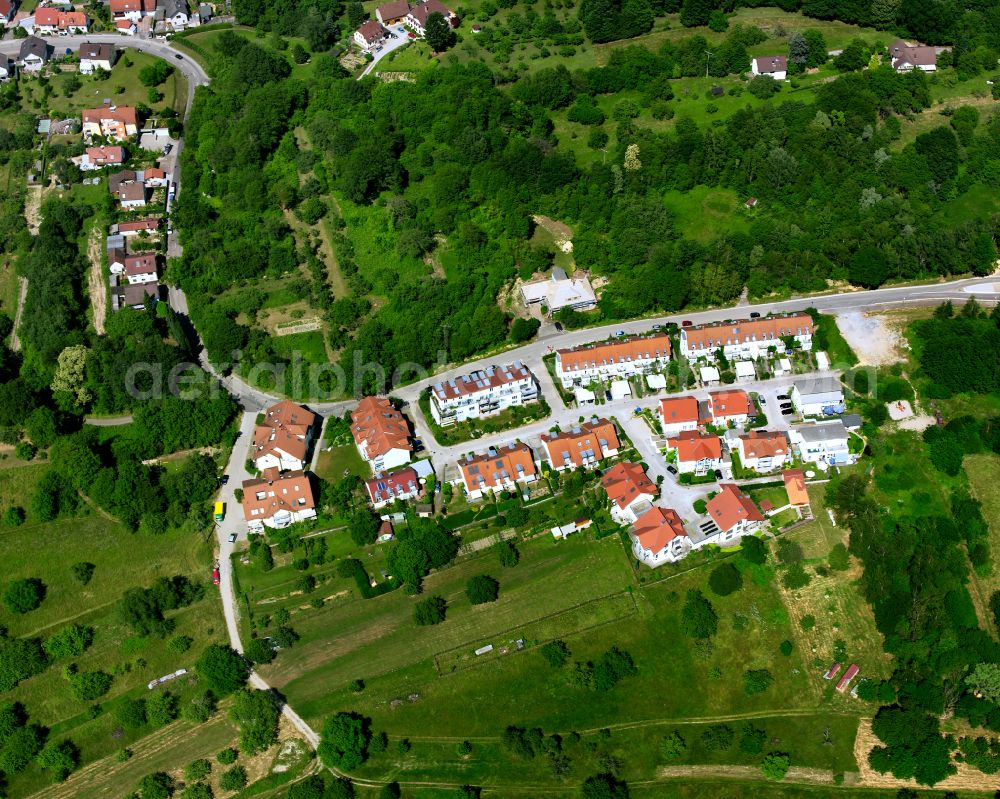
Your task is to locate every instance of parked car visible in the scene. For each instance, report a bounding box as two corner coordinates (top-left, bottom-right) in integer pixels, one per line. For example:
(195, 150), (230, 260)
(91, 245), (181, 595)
(681, 320), (693, 327)
(758, 396), (767, 404)
(713, 469), (723, 479)
(750, 311), (761, 318)
(228, 532), (238, 544)
(666, 465), (678, 475)
(604, 390), (612, 401)
(174, 53), (184, 60)
(615, 330), (626, 337)
(163, 143), (172, 154)
(554, 322), (563, 331)
(651, 324), (661, 331)
(780, 404), (793, 411)
(212, 565), (220, 585)
(777, 393), (789, 401)
(219, 474), (229, 485)
(781, 408), (795, 416)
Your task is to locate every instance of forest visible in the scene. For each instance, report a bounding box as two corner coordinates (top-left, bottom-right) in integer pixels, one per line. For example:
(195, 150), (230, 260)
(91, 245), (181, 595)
(177, 11), (1000, 396)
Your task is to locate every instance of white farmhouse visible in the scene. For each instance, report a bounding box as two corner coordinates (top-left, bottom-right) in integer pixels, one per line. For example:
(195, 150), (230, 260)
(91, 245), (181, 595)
(751, 55), (787, 80)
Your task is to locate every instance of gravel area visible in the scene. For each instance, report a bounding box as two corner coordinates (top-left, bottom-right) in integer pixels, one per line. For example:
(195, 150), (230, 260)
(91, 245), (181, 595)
(834, 311), (904, 365)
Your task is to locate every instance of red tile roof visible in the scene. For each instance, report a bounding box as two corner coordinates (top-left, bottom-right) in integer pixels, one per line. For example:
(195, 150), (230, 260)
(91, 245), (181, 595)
(82, 105), (138, 127)
(557, 334), (671, 375)
(601, 462), (655, 511)
(542, 418), (619, 468)
(667, 430), (721, 463)
(706, 483), (764, 533)
(110, 0), (155, 13)
(739, 430), (789, 459)
(632, 506), (688, 554)
(117, 218), (159, 232)
(123, 252), (157, 276)
(836, 663), (859, 691)
(783, 469), (809, 506)
(36, 8), (88, 27)
(365, 467), (421, 505)
(377, 0), (410, 18)
(460, 442), (536, 491)
(684, 313), (812, 353)
(355, 19), (387, 44)
(709, 389), (752, 420)
(660, 396), (699, 426)
(86, 145), (124, 164)
(351, 396), (411, 460)
(253, 400), (317, 464)
(241, 468), (315, 522)
(432, 363), (532, 402)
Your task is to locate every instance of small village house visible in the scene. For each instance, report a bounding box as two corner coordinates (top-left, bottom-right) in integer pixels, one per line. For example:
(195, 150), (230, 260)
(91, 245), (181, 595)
(76, 145), (125, 170)
(708, 389), (752, 427)
(540, 417), (619, 471)
(376, 0), (410, 24)
(122, 252), (158, 285)
(252, 400), (318, 472)
(33, 8), (89, 34)
(19, 36), (50, 72)
(365, 467), (422, 509)
(751, 55), (787, 80)
(82, 106), (139, 141)
(659, 396), (701, 437)
(732, 430), (791, 473)
(889, 39), (937, 72)
(110, 0), (156, 21)
(118, 181), (148, 208)
(404, 0), (457, 37)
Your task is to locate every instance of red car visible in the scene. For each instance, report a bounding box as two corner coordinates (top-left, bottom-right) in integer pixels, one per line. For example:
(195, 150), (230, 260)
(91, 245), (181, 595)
(212, 565), (220, 586)
(681, 320), (693, 327)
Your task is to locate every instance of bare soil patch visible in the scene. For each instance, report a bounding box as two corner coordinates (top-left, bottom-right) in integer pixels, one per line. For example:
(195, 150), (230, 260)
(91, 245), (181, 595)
(657, 764), (834, 784)
(87, 224), (107, 335)
(834, 311), (905, 366)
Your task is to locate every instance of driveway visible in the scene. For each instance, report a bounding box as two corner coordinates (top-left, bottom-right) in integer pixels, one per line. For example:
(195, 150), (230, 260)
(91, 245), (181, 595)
(358, 26), (412, 78)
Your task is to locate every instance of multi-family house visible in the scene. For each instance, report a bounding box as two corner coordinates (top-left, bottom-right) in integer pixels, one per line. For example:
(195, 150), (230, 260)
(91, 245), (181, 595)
(241, 468), (316, 532)
(788, 420), (853, 466)
(630, 506), (691, 567)
(34, 8), (89, 34)
(252, 400), (317, 472)
(659, 396), (700, 437)
(458, 442), (537, 500)
(540, 417), (619, 471)
(555, 334), (671, 389)
(429, 362), (538, 426)
(790, 376), (844, 417)
(732, 430), (791, 473)
(77, 145), (125, 170)
(110, 0), (156, 21)
(708, 389), (752, 427)
(680, 313), (813, 361)
(82, 106), (139, 141)
(365, 466), (422, 509)
(667, 430), (723, 476)
(602, 461), (656, 524)
(706, 483), (765, 540)
(350, 396), (412, 472)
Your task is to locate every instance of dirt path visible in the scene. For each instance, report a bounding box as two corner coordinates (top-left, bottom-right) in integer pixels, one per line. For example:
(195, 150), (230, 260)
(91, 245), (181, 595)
(24, 185), (45, 235)
(86, 224), (107, 335)
(657, 764), (835, 784)
(9, 275), (27, 352)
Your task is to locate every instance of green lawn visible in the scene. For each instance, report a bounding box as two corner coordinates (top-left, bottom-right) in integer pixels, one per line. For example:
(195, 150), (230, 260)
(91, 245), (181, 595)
(315, 443), (370, 481)
(270, 330), (329, 364)
(0, 465), (225, 796)
(935, 182), (1000, 227)
(376, 40), (439, 74)
(663, 186), (753, 244)
(966, 453), (1000, 592)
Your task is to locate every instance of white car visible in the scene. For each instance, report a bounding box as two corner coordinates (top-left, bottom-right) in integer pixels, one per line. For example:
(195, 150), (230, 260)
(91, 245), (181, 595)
(228, 532), (237, 543)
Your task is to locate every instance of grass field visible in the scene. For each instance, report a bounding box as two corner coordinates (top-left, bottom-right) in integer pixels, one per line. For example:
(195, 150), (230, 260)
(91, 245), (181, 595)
(966, 453), (1000, 601)
(315, 444), (370, 481)
(0, 465), (225, 796)
(663, 186), (753, 244)
(270, 330), (329, 364)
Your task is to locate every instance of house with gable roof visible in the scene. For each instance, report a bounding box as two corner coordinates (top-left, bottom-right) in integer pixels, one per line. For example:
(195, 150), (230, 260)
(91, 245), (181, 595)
(429, 362), (537, 426)
(706, 483), (765, 540)
(555, 334), (671, 389)
(629, 506), (691, 567)
(540, 417), (619, 471)
(602, 461), (656, 524)
(351, 396), (412, 472)
(252, 400), (318, 472)
(458, 442), (537, 500)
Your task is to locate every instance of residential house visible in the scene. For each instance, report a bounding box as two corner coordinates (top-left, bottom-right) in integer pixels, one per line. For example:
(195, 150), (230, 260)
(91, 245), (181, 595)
(708, 389), (752, 427)
(118, 181), (147, 208)
(458, 442), (537, 500)
(123, 252), (157, 284)
(520, 268), (597, 314)
(0, 56), (12, 81)
(252, 400), (317, 472)
(115, 18), (138, 33)
(354, 19), (389, 51)
(783, 469), (809, 507)
(350, 396), (412, 472)
(108, 169), (137, 194)
(733, 430), (790, 473)
(667, 430), (723, 476)
(108, 247), (127, 274)
(120, 281), (158, 310)
(111, 0), (156, 21)
(405, 0), (457, 36)
(680, 313), (813, 361)
(142, 167), (169, 187)
(158, 0), (189, 29)
(78, 145), (125, 170)
(34, 8), (89, 34)
(789, 420), (853, 466)
(602, 462), (656, 524)
(19, 36), (50, 72)
(82, 106), (139, 141)
(0, 0), (16, 26)
(751, 55), (787, 80)
(365, 467), (422, 509)
(706, 483), (765, 540)
(659, 396), (700, 437)
(241, 468), (316, 532)
(376, 0), (410, 24)
(790, 375), (844, 417)
(540, 417), (619, 471)
(114, 218), (159, 236)
(629, 506), (691, 567)
(192, 3), (211, 24)
(555, 334), (671, 389)
(429, 362), (538, 426)
(889, 39), (937, 72)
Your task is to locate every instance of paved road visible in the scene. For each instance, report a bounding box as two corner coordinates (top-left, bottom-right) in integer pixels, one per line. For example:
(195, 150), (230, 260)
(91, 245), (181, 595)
(358, 26), (411, 78)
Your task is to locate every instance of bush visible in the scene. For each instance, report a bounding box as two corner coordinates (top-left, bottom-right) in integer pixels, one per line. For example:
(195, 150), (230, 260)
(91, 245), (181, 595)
(681, 589), (717, 638)
(700, 724), (733, 751)
(762, 751), (790, 780)
(4, 578), (45, 614)
(540, 640), (570, 668)
(219, 765), (247, 791)
(413, 596), (447, 626)
(465, 575), (500, 605)
(708, 562), (743, 596)
(216, 747), (238, 765)
(800, 614), (816, 630)
(71, 562), (95, 585)
(743, 669), (774, 696)
(185, 759), (212, 782)
(496, 539), (520, 567)
(659, 730), (686, 759)
(782, 564), (811, 589)
(828, 543), (850, 571)
(779, 639), (793, 656)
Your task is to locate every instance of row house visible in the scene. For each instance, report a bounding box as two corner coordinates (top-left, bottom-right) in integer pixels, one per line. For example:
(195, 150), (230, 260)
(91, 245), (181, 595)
(680, 313), (813, 361)
(429, 362), (538, 427)
(458, 442), (537, 501)
(252, 400), (317, 472)
(365, 466), (422, 509)
(630, 506), (691, 568)
(601, 461), (656, 525)
(34, 9), (89, 34)
(706, 483), (765, 541)
(351, 396), (412, 472)
(241, 468), (316, 533)
(667, 430), (722, 476)
(540, 417), (619, 472)
(555, 334), (671, 389)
